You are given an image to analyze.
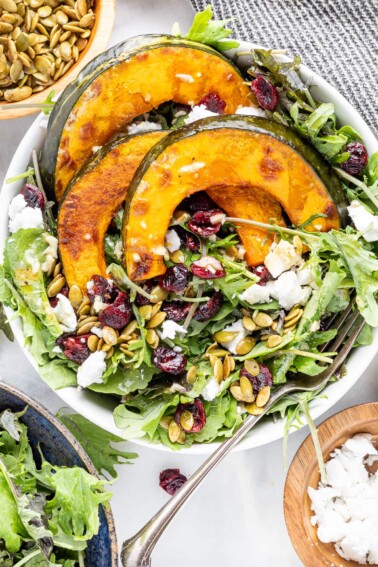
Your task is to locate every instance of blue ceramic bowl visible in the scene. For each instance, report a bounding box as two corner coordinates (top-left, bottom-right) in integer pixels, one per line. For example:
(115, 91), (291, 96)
(0, 381), (118, 566)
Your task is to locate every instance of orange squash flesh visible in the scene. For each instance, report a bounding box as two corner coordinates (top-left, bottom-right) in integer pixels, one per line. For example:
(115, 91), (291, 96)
(207, 186), (286, 266)
(124, 128), (340, 281)
(58, 131), (166, 291)
(54, 45), (252, 199)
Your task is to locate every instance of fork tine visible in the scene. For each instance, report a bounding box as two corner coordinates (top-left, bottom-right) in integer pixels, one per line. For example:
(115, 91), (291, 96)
(327, 307), (362, 354)
(324, 313), (365, 379)
(319, 296), (355, 353)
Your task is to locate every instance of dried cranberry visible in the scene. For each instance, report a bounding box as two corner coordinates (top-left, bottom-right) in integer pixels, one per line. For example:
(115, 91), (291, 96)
(240, 364), (273, 396)
(99, 291), (132, 329)
(194, 291), (223, 321)
(159, 469), (187, 495)
(49, 286), (69, 307)
(187, 209), (224, 238)
(198, 92), (226, 114)
(56, 334), (90, 365)
(181, 191), (218, 213)
(161, 300), (191, 321)
(20, 184), (45, 209)
(87, 275), (117, 304)
(252, 265), (272, 286)
(152, 347), (187, 375)
(135, 280), (156, 306)
(191, 256), (226, 279)
(175, 226), (200, 252)
(251, 75), (279, 111)
(174, 399), (206, 432)
(160, 264), (190, 293)
(341, 142), (368, 176)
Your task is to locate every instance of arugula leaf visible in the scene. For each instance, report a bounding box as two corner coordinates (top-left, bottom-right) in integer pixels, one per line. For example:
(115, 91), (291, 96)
(367, 151), (378, 184)
(176, 5), (239, 51)
(0, 462), (26, 553)
(192, 394), (230, 443)
(114, 394), (179, 439)
(57, 412), (137, 479)
(45, 466), (111, 542)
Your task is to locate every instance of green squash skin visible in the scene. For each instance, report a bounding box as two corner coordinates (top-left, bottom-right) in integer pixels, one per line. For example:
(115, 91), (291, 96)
(123, 115), (349, 232)
(40, 34), (245, 197)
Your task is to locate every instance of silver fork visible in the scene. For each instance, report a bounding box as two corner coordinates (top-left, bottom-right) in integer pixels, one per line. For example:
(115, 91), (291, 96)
(121, 303), (365, 567)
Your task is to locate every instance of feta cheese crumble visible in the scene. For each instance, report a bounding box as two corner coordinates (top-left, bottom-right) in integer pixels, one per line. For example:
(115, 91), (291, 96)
(220, 319), (249, 354)
(202, 376), (221, 401)
(127, 121), (162, 135)
(160, 320), (187, 340)
(184, 104), (218, 125)
(77, 350), (106, 388)
(268, 271), (312, 311)
(175, 73), (194, 83)
(264, 240), (302, 278)
(235, 105), (266, 117)
(179, 162), (206, 173)
(8, 194), (44, 233)
(347, 200), (378, 242)
(240, 283), (271, 304)
(41, 233), (58, 273)
(53, 294), (77, 333)
(308, 433), (378, 565)
(165, 229), (181, 253)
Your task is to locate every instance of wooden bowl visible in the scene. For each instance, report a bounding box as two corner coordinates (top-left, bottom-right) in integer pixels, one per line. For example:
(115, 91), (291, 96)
(284, 403), (378, 567)
(0, 0), (115, 120)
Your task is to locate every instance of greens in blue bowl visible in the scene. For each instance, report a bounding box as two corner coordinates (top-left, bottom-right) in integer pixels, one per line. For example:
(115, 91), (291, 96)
(0, 382), (118, 566)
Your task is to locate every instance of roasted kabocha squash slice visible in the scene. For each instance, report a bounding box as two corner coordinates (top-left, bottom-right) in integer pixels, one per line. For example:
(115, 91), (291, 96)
(40, 34), (253, 200)
(58, 130), (166, 292)
(207, 186), (286, 266)
(123, 116), (348, 281)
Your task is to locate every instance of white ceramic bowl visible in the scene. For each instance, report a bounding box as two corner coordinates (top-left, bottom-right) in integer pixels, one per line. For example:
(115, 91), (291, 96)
(1, 41), (377, 454)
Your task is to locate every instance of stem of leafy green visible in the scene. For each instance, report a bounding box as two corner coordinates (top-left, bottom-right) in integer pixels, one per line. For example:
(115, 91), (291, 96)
(6, 168), (35, 184)
(334, 167), (378, 210)
(225, 217), (320, 241)
(299, 398), (327, 483)
(12, 548), (41, 567)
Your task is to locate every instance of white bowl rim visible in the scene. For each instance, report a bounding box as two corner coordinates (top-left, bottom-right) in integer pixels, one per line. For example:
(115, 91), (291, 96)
(1, 40), (377, 455)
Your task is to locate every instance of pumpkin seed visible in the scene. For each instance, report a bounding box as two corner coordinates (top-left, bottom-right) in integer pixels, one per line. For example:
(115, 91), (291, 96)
(38, 6), (52, 18)
(30, 0), (44, 7)
(226, 245), (238, 260)
(213, 330), (237, 343)
(159, 416), (173, 430)
(186, 365), (197, 384)
(0, 22), (14, 33)
(235, 337), (256, 355)
(147, 311), (167, 329)
(102, 326), (118, 346)
(67, 284), (82, 309)
(266, 335), (283, 348)
(172, 209), (190, 223)
(205, 348), (229, 358)
(77, 315), (98, 328)
(101, 342), (112, 353)
(9, 58), (22, 81)
(242, 316), (256, 332)
(169, 250), (185, 263)
(119, 345), (134, 356)
(77, 320), (97, 335)
(253, 312), (273, 328)
(77, 298), (90, 315)
(240, 375), (253, 398)
(76, 37), (87, 51)
(146, 329), (159, 348)
(121, 320), (138, 337)
(256, 386), (271, 408)
(87, 334), (99, 352)
(177, 430), (186, 444)
(59, 40), (71, 60)
(180, 410), (194, 431)
(150, 301), (163, 318)
(79, 12), (94, 28)
(46, 274), (65, 297)
(213, 357), (224, 384)
(35, 54), (52, 74)
(245, 403), (264, 416)
(15, 31), (28, 51)
(4, 85), (32, 102)
(244, 359), (260, 376)
(284, 306), (303, 322)
(230, 383), (245, 402)
(293, 235), (303, 256)
(76, 0), (88, 18)
(0, 0), (17, 12)
(1, 14), (22, 25)
(150, 286), (168, 304)
(138, 304), (152, 321)
(223, 355), (234, 379)
(168, 420), (181, 443)
(104, 347), (114, 360)
(284, 310), (303, 328)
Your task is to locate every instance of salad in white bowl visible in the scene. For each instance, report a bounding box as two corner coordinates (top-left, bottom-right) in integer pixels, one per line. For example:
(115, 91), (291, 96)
(1, 7), (378, 452)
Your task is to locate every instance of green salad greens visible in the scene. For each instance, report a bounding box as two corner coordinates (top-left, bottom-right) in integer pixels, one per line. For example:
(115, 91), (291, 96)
(0, 408), (136, 566)
(1, 7), (377, 452)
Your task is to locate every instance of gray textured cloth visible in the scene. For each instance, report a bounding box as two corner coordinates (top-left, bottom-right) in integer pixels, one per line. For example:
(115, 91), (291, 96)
(190, 0), (378, 134)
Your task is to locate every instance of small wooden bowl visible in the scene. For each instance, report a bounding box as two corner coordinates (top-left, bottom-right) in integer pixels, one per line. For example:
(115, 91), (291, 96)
(0, 0), (115, 120)
(284, 403), (378, 567)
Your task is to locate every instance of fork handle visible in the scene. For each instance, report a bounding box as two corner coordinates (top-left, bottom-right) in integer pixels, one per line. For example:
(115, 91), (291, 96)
(120, 383), (294, 567)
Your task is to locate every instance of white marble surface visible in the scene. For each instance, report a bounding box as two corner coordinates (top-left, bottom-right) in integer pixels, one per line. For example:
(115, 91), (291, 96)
(0, 1), (377, 566)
